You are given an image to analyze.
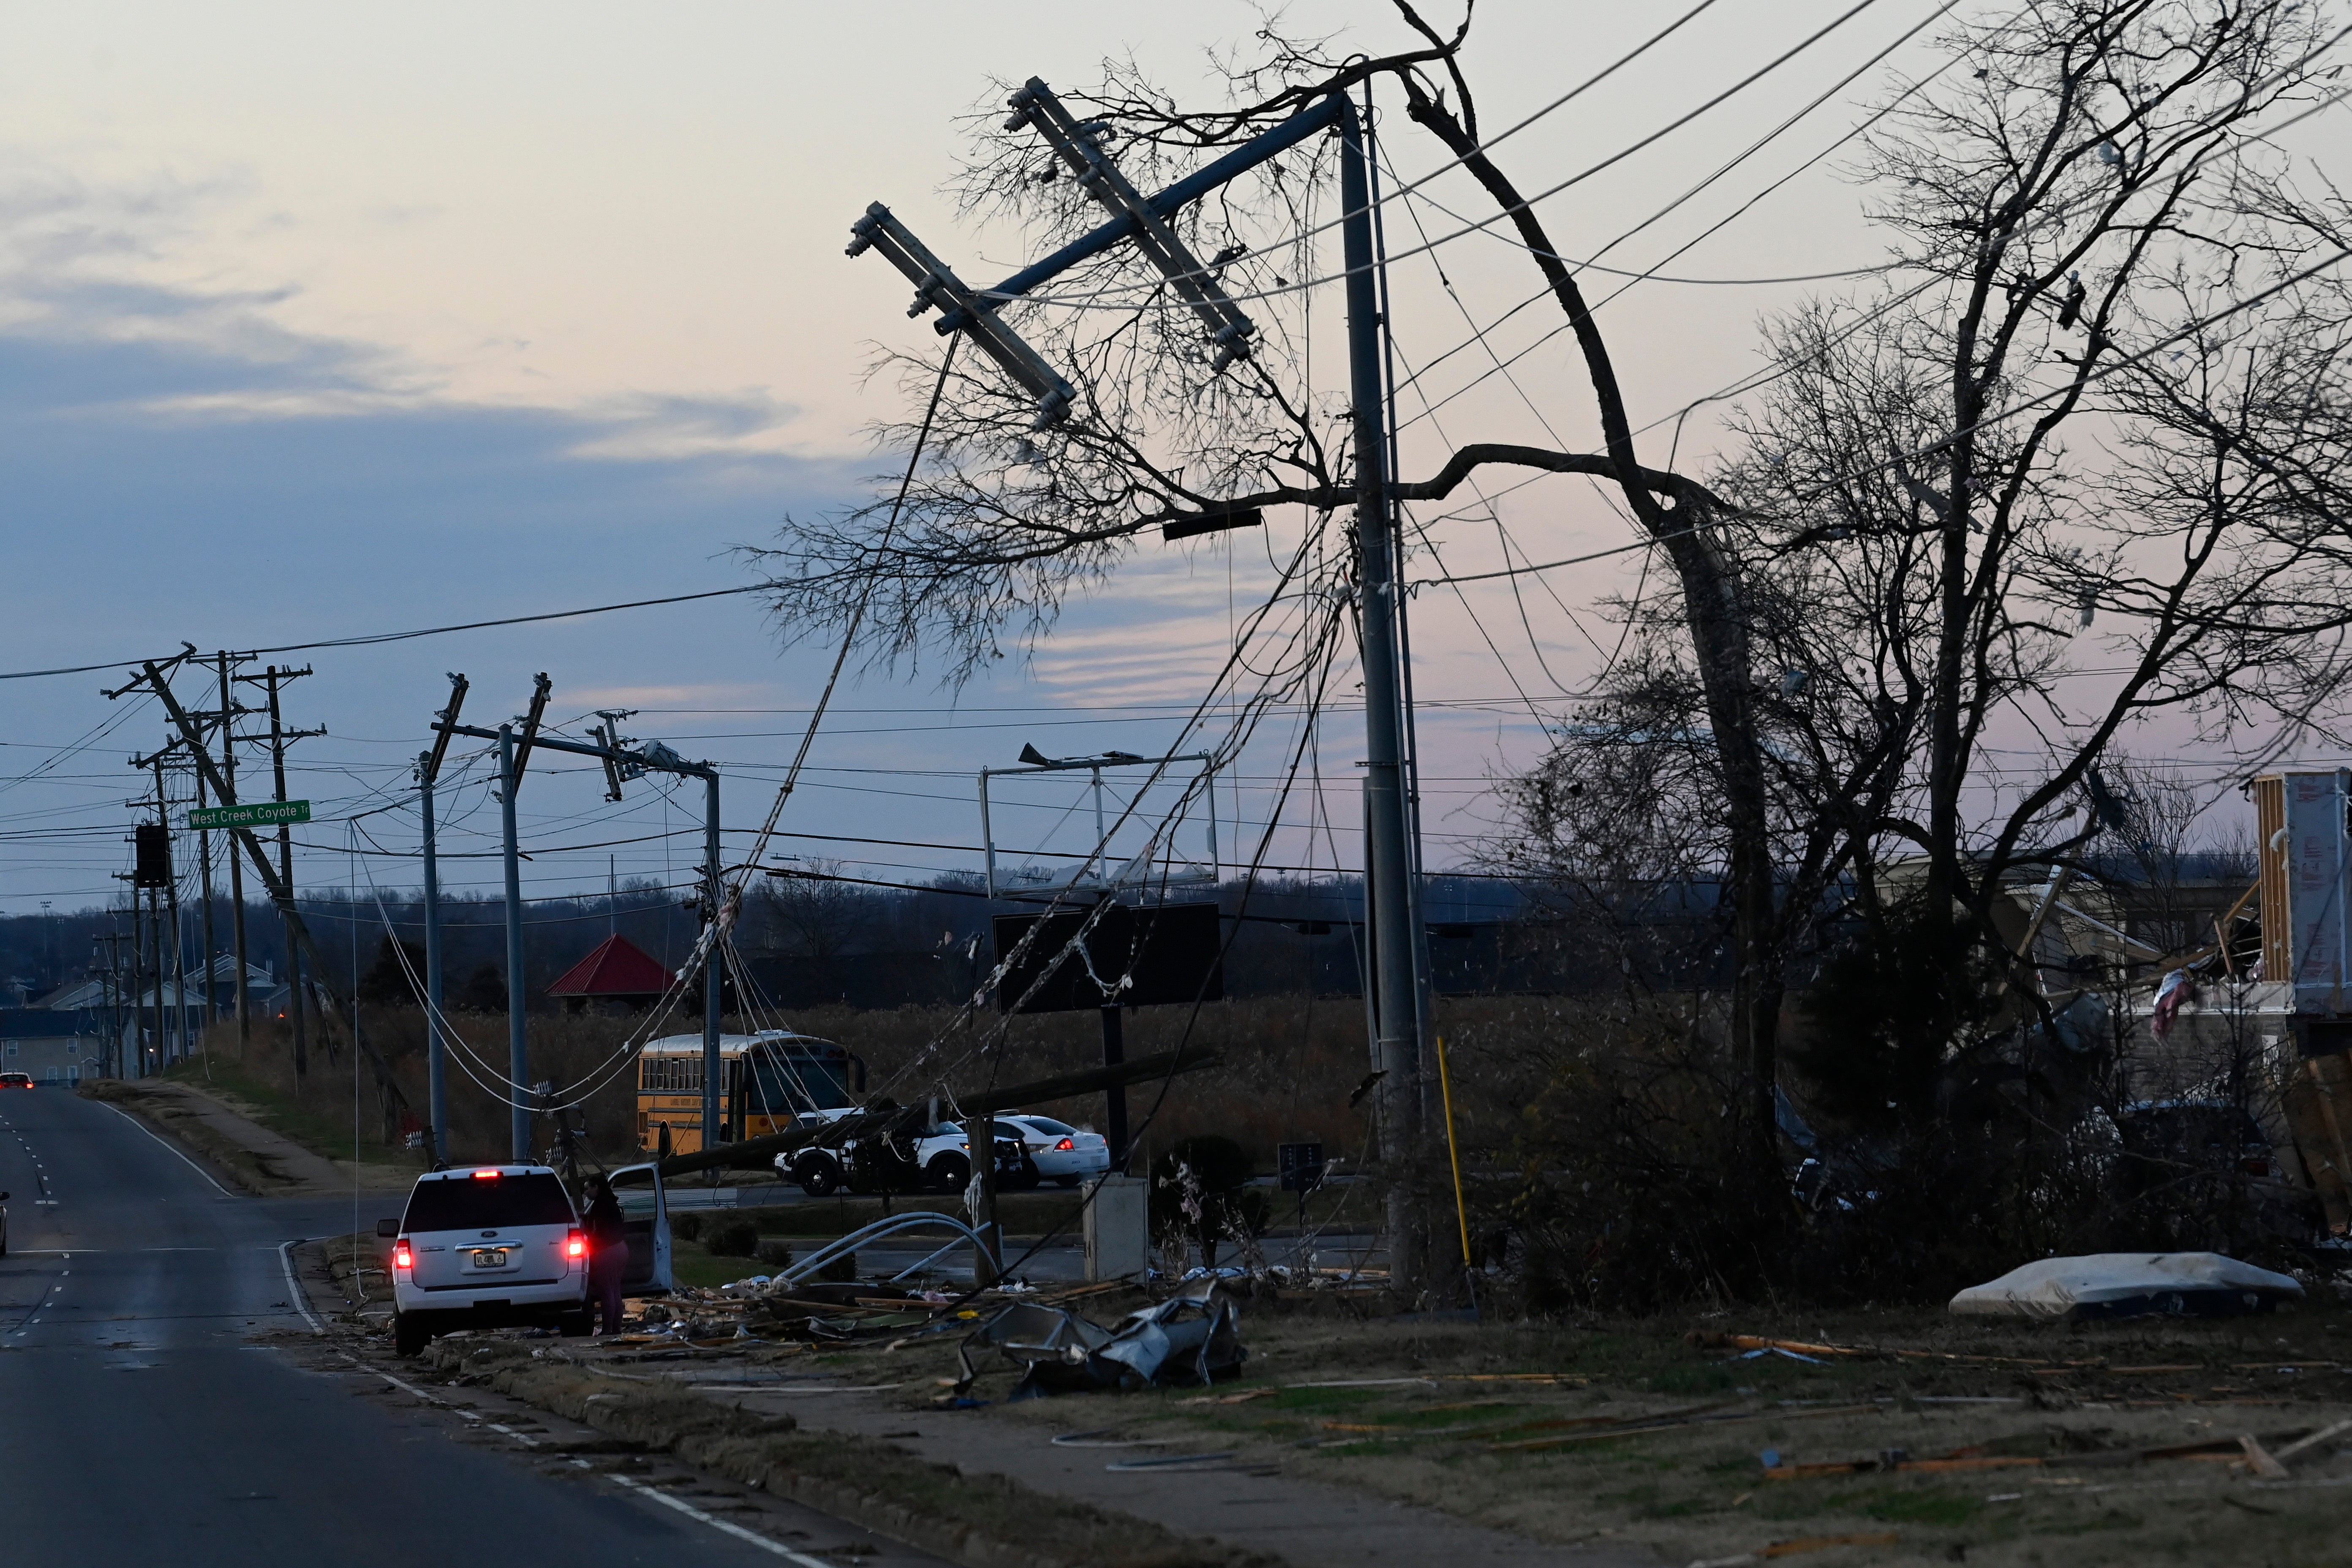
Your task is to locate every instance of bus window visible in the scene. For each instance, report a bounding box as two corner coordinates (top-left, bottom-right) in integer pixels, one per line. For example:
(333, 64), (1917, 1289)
(751, 1048), (855, 1113)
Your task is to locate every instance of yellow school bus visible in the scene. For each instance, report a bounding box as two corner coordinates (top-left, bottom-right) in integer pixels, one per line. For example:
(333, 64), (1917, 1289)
(636, 1029), (863, 1158)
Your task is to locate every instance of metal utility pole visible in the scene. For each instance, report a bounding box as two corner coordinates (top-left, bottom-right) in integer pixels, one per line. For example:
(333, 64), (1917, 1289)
(499, 724), (529, 1162)
(417, 673), (467, 1168)
(850, 80), (1427, 1290)
(702, 768), (724, 1153)
(1336, 103), (1424, 1293)
(217, 652), (251, 1055)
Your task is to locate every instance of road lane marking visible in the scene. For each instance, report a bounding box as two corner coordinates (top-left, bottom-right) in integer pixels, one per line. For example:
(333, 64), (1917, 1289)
(367, 1357), (829, 1562)
(600, 1470), (835, 1565)
(354, 1353), (836, 1563)
(278, 1240), (324, 1334)
(371, 1365), (546, 1447)
(98, 1104), (239, 1199)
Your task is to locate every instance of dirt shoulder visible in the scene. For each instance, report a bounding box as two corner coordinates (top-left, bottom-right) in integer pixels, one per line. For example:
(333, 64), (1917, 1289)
(79, 1076), (413, 1195)
(284, 1218), (2352, 1568)
(294, 1236), (1618, 1568)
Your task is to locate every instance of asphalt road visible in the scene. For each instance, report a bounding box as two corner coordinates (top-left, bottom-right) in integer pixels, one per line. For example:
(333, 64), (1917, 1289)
(0, 1086), (868, 1567)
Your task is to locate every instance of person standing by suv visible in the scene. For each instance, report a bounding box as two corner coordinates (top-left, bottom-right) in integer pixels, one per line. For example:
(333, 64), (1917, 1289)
(582, 1174), (628, 1335)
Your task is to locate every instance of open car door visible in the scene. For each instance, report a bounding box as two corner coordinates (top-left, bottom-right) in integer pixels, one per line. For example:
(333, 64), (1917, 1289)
(607, 1161), (673, 1296)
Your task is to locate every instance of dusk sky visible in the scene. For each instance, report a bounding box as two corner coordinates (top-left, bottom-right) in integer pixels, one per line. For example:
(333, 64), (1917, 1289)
(4, 1), (2329, 923)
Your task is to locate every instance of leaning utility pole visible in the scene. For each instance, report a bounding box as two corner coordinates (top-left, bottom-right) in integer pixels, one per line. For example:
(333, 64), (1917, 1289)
(846, 79), (1428, 1291)
(110, 659), (413, 1120)
(416, 673), (468, 1167)
(498, 674), (551, 1162)
(498, 724), (529, 1161)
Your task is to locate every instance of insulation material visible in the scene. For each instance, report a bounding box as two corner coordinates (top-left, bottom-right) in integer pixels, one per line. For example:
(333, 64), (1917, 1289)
(2264, 772), (2352, 1013)
(1949, 1252), (2303, 1321)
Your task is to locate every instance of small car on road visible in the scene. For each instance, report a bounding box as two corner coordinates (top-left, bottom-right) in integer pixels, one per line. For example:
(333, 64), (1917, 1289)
(999, 1115), (1112, 1186)
(778, 1116), (1030, 1196)
(383, 1164), (589, 1356)
(0, 1072), (33, 1090)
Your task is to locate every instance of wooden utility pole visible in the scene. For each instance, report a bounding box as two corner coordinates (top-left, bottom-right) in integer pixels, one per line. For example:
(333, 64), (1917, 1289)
(116, 659), (411, 1119)
(242, 664), (320, 1083)
(217, 651), (251, 1056)
(195, 750), (215, 1043)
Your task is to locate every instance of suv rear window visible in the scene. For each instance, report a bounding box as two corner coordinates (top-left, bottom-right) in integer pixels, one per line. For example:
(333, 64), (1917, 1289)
(403, 1173), (575, 1232)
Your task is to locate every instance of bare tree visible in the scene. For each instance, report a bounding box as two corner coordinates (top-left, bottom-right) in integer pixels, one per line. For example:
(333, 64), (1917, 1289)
(746, 4), (2352, 1243)
(756, 862), (871, 969)
(1502, 0), (2352, 1072)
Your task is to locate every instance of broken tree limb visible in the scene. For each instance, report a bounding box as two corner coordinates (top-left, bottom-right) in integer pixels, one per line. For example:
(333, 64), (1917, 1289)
(653, 1044), (1222, 1179)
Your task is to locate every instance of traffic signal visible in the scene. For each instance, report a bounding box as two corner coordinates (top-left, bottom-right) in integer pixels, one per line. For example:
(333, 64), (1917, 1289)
(133, 824), (172, 888)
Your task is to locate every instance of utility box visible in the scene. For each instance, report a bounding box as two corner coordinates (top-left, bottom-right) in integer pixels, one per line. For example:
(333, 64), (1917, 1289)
(2254, 771), (2352, 1014)
(1085, 1174), (1150, 1282)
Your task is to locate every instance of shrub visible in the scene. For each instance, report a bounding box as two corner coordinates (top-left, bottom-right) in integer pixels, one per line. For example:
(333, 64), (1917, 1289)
(670, 1211), (704, 1242)
(1149, 1135), (1269, 1267)
(705, 1217), (760, 1258)
(817, 1250), (857, 1282)
(754, 1238), (794, 1269)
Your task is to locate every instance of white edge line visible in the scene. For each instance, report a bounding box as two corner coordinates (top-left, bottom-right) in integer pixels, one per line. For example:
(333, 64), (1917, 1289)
(100, 1101), (239, 1199)
(374, 1369), (544, 1448)
(378, 1368), (443, 1405)
(368, 1351), (829, 1566)
(278, 1240), (325, 1334)
(605, 1473), (834, 1567)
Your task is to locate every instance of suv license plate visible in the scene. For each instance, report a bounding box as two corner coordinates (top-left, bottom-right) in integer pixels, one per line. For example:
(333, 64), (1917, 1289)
(471, 1249), (507, 1269)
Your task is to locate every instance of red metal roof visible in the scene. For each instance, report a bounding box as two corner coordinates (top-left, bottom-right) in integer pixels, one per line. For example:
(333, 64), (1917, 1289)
(544, 934), (676, 997)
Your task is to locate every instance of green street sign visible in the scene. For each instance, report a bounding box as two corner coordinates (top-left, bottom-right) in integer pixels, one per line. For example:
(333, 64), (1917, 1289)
(187, 800), (311, 831)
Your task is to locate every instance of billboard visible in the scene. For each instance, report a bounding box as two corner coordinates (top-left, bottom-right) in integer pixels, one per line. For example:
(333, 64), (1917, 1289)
(992, 901), (1224, 1013)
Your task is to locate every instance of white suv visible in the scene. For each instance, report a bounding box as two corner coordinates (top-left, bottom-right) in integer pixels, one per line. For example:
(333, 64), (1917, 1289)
(386, 1165), (589, 1356)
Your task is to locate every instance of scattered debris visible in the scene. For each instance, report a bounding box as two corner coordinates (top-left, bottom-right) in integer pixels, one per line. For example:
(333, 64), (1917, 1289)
(1686, 1333), (1876, 1359)
(1949, 1252), (2304, 1320)
(1688, 1532), (1901, 1567)
(959, 1277), (1245, 1396)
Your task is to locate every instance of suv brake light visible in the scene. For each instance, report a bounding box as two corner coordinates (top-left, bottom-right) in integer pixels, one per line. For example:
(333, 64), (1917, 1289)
(566, 1228), (587, 1261)
(392, 1238), (414, 1271)
(471, 1168), (501, 1179)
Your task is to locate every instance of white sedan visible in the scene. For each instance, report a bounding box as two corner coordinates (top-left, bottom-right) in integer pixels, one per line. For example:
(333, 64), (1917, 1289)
(1001, 1115), (1111, 1187)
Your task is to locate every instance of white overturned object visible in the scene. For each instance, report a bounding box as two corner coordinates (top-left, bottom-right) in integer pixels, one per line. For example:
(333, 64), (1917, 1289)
(1949, 1252), (2303, 1321)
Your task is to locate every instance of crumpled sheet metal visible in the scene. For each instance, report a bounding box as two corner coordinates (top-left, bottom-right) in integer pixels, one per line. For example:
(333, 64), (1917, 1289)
(1949, 1251), (2304, 1321)
(962, 1279), (1245, 1395)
